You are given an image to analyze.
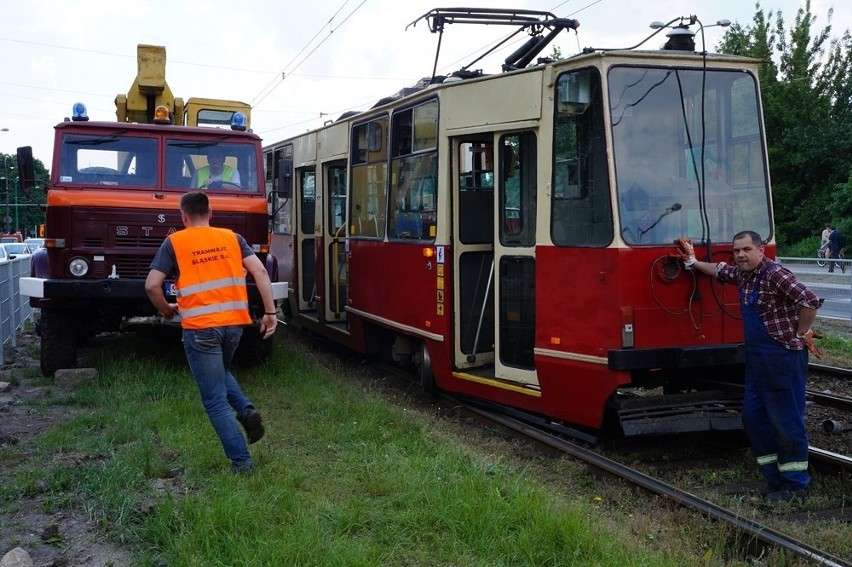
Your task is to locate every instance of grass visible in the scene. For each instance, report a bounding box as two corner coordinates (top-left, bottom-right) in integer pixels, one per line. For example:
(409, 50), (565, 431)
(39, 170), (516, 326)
(8, 329), (844, 566)
(0, 331), (704, 567)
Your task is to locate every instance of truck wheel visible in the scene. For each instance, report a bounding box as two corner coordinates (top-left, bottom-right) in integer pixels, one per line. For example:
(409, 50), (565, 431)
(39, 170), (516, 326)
(38, 308), (78, 377)
(234, 324), (273, 366)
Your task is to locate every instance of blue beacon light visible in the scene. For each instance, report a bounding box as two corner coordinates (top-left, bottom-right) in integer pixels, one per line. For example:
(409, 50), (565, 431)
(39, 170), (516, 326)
(71, 102), (89, 122)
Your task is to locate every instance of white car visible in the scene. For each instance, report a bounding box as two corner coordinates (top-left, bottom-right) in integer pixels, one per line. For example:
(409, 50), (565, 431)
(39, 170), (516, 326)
(24, 238), (45, 250)
(0, 246), (9, 263)
(1, 242), (32, 259)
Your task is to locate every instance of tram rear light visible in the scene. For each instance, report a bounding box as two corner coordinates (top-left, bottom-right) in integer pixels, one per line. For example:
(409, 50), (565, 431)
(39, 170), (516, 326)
(422, 247), (434, 258)
(44, 238), (66, 249)
(621, 307), (635, 348)
(252, 244), (270, 254)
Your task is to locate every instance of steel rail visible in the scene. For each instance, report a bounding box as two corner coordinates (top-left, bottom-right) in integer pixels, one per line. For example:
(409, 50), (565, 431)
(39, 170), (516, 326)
(460, 400), (851, 567)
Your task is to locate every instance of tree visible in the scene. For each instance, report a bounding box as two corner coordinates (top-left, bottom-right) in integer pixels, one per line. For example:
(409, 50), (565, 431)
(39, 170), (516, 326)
(717, 1), (852, 248)
(1, 152), (49, 236)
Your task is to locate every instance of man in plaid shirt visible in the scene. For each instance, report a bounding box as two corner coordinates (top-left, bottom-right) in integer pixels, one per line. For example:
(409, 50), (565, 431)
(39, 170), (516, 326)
(678, 230), (821, 503)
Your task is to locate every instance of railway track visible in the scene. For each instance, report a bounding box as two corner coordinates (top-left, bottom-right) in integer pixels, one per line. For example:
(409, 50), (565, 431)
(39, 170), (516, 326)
(449, 393), (851, 567)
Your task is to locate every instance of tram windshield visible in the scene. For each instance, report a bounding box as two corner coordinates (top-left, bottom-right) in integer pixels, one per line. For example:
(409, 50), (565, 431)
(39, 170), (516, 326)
(609, 66), (772, 245)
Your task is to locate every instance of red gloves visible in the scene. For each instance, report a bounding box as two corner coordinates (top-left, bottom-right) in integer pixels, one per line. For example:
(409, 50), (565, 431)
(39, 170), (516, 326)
(677, 237), (696, 268)
(801, 329), (823, 358)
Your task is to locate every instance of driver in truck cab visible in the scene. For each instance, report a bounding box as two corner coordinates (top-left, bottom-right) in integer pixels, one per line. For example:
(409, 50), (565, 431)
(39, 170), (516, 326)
(192, 147), (241, 189)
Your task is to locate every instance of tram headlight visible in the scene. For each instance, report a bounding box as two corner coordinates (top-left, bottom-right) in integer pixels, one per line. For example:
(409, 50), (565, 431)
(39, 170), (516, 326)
(68, 257), (90, 278)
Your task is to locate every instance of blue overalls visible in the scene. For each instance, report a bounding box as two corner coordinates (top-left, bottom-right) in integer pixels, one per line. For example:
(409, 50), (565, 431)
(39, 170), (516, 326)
(740, 267), (810, 491)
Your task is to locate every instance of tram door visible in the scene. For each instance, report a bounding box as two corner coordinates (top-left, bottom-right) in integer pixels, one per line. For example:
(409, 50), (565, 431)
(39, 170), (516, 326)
(323, 161), (349, 325)
(453, 132), (538, 385)
(494, 131), (537, 384)
(453, 137), (496, 370)
(295, 166), (318, 317)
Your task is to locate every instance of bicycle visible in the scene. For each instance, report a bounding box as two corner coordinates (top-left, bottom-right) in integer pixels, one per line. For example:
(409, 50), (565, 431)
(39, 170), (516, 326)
(817, 247), (827, 267)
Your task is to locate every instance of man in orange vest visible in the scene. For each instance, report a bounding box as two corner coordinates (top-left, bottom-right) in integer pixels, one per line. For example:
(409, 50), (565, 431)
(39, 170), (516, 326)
(145, 191), (278, 474)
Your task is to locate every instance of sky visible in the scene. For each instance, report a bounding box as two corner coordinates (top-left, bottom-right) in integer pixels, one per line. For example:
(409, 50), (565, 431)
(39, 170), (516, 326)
(1, 0), (848, 166)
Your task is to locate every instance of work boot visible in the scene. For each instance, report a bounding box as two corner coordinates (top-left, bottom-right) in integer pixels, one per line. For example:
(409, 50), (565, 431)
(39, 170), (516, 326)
(764, 488), (802, 504)
(238, 407), (265, 444)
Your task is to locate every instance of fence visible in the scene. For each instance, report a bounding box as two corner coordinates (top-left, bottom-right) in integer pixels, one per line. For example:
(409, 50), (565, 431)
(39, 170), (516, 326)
(778, 256), (851, 321)
(0, 256), (34, 365)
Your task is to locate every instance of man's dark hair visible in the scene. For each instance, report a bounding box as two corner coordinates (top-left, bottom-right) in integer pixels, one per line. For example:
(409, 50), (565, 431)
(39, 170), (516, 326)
(180, 191), (210, 218)
(733, 230), (763, 246)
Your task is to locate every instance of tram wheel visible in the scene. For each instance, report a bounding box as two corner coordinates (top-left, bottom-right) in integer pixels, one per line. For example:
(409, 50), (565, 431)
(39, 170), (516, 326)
(417, 341), (435, 393)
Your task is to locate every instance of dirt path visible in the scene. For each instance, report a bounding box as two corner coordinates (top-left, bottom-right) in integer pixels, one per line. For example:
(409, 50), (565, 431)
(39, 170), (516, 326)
(0, 330), (134, 567)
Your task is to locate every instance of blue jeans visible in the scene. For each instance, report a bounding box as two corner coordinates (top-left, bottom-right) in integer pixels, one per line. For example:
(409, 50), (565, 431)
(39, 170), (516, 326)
(182, 326), (253, 469)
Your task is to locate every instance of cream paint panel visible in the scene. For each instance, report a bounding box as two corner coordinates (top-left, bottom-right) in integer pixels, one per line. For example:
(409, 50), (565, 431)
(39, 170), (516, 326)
(317, 121), (349, 159)
(292, 132), (317, 165)
(441, 72), (542, 131)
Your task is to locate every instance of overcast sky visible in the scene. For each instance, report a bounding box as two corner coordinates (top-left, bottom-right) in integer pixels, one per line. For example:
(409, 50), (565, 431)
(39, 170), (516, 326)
(1, 0), (847, 165)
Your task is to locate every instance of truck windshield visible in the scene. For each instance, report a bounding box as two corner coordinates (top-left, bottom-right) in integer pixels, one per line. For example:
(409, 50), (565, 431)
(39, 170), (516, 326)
(166, 140), (259, 193)
(609, 66), (772, 245)
(58, 134), (157, 187)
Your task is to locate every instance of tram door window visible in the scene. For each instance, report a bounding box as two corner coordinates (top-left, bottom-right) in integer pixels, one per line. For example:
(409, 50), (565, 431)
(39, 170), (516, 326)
(458, 141), (494, 244)
(299, 168), (317, 305)
(350, 118), (388, 238)
(498, 132), (537, 370)
(551, 68), (612, 246)
(500, 133), (536, 247)
(269, 145), (293, 235)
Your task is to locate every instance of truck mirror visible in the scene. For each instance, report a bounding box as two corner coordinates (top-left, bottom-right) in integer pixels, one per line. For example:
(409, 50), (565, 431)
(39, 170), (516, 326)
(16, 146), (36, 190)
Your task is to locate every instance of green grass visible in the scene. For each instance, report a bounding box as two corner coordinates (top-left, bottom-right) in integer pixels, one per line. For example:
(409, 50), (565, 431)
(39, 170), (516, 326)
(3, 332), (698, 566)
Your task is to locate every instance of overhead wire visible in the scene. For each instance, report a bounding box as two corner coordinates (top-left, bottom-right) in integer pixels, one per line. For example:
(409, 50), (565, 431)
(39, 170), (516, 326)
(250, 0), (367, 109)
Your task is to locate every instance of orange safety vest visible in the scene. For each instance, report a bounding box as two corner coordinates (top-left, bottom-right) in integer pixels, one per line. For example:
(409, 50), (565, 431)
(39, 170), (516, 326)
(169, 226), (252, 330)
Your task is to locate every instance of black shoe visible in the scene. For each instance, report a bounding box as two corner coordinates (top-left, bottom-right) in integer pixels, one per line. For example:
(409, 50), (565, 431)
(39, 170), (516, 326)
(764, 489), (801, 503)
(238, 408), (265, 444)
(754, 483), (782, 497)
(231, 461), (254, 475)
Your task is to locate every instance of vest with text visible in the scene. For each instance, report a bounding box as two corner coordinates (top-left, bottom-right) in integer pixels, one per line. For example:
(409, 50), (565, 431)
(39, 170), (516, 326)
(169, 226), (251, 329)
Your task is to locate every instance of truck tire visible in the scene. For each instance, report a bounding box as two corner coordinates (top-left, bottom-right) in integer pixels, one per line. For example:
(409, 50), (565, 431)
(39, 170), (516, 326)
(38, 308), (78, 377)
(234, 324), (273, 366)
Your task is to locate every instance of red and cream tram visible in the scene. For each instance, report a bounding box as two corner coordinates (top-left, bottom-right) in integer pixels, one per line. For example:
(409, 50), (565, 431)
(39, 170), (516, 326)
(263, 9), (772, 436)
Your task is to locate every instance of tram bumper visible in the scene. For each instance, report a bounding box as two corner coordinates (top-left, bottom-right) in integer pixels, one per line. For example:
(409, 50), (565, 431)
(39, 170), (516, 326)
(607, 344), (745, 370)
(607, 344), (746, 436)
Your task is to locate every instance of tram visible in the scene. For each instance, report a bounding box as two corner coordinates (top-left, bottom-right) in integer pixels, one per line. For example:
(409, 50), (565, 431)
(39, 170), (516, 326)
(263, 9), (772, 436)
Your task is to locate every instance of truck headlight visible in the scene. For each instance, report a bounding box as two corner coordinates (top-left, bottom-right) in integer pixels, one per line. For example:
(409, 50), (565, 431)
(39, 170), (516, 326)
(69, 257), (90, 277)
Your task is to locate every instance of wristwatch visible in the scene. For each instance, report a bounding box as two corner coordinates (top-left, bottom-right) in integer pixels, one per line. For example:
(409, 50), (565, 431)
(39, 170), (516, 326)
(796, 331), (806, 339)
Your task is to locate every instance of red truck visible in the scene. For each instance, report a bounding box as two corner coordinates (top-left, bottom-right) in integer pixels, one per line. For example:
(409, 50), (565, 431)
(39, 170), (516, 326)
(18, 45), (286, 376)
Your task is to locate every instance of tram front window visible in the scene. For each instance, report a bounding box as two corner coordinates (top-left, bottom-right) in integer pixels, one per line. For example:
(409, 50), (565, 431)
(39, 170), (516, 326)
(609, 66), (772, 245)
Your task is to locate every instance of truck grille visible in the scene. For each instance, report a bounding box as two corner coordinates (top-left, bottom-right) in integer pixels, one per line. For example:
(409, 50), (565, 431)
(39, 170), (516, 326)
(98, 256), (154, 278)
(115, 235), (166, 248)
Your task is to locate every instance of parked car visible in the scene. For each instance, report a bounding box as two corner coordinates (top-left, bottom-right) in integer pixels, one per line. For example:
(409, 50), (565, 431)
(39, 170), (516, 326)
(24, 238), (45, 249)
(1, 242), (32, 259)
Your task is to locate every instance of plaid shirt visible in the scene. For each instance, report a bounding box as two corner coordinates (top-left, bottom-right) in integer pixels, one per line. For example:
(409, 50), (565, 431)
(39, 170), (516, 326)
(715, 257), (820, 350)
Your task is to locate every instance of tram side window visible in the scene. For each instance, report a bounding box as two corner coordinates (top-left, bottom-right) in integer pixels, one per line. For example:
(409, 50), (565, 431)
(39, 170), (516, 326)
(551, 69), (612, 246)
(388, 99), (438, 241)
(351, 118), (389, 239)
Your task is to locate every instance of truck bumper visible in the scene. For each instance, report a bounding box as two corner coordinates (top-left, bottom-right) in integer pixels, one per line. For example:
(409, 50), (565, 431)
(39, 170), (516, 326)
(20, 277), (146, 300)
(21, 277), (289, 301)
